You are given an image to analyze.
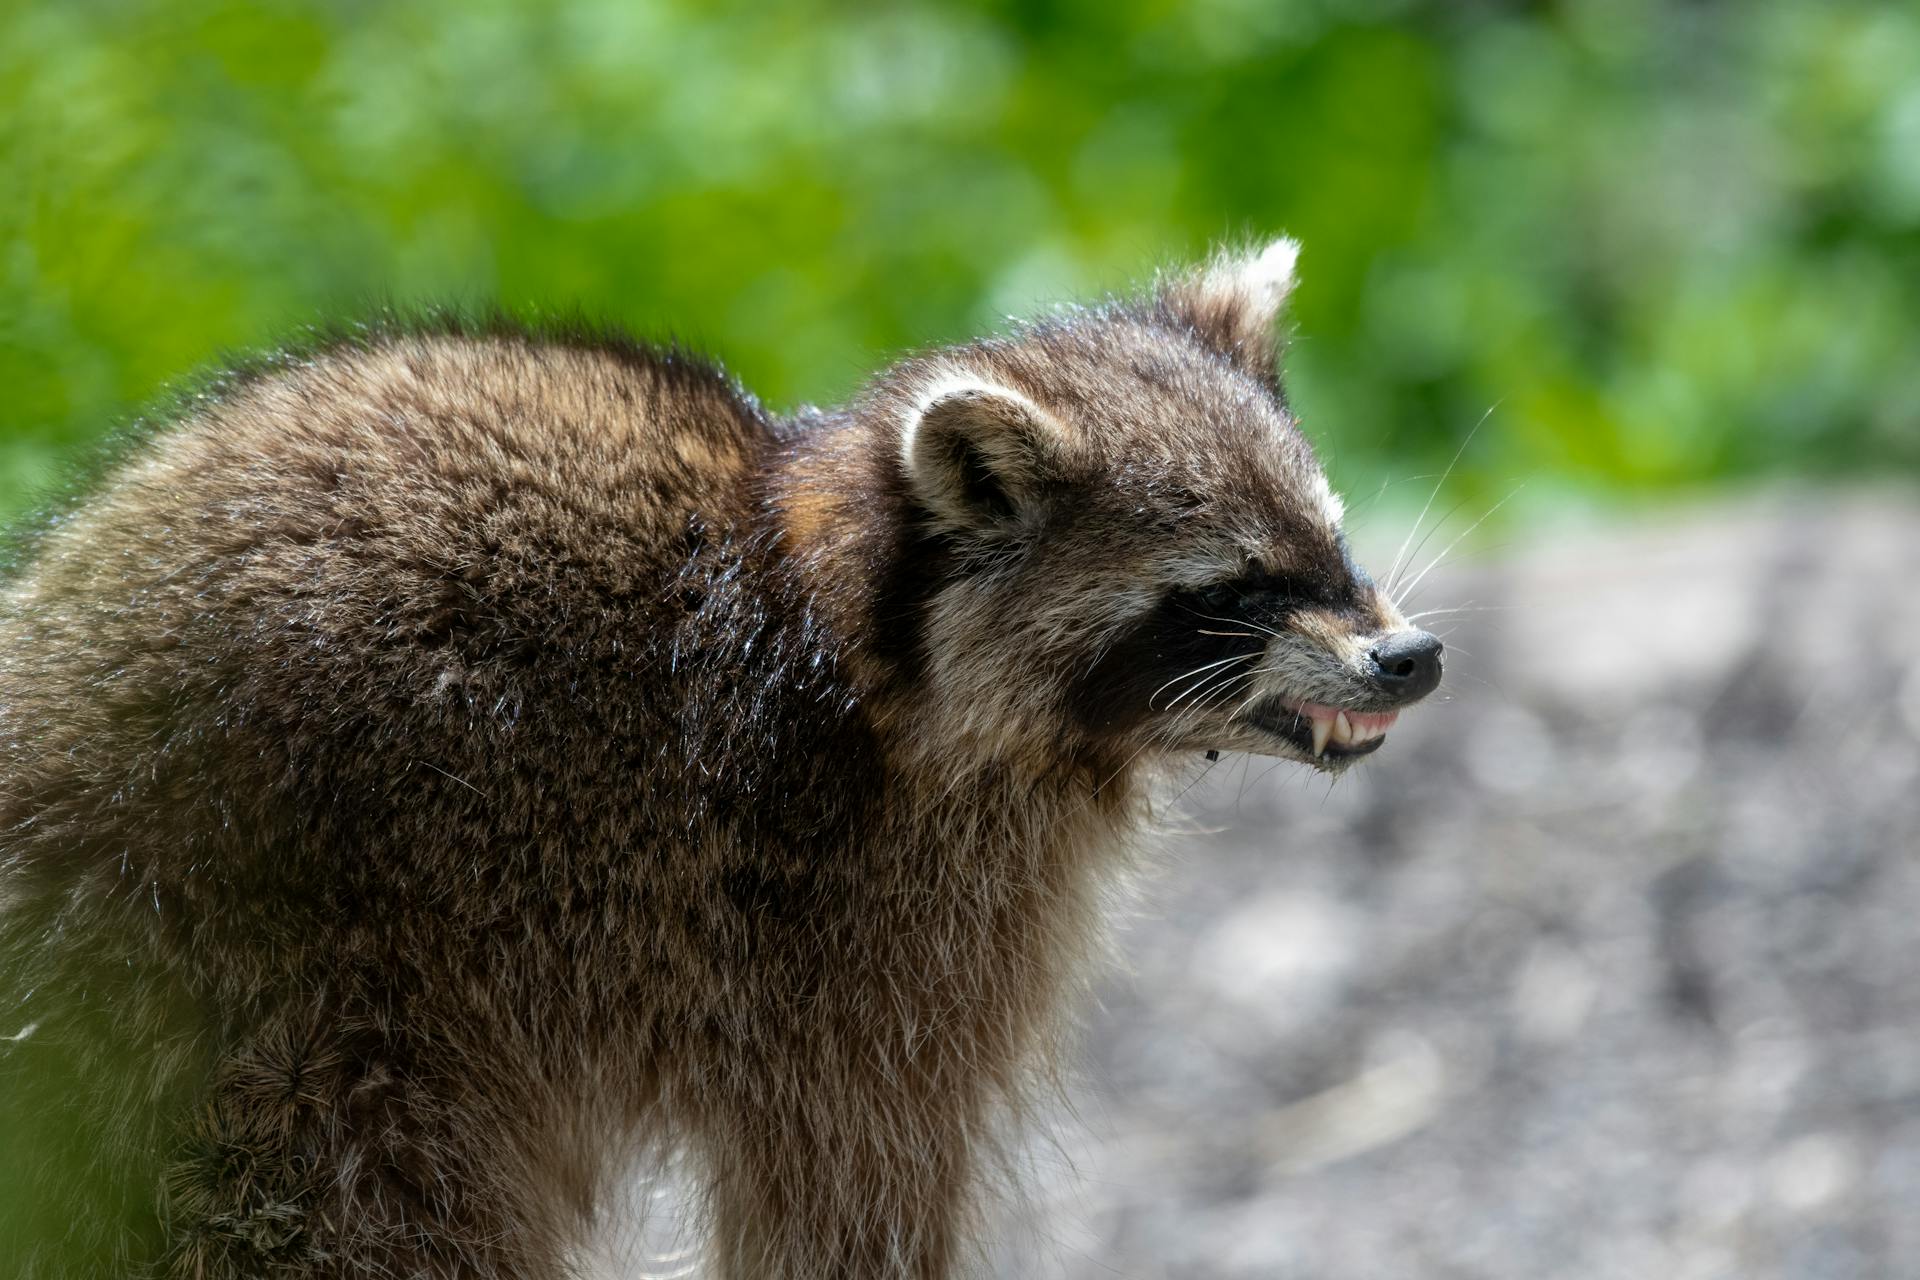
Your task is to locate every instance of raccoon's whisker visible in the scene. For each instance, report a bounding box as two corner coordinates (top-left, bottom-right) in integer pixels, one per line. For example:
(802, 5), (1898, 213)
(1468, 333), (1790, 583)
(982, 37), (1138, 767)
(1388, 495), (1474, 602)
(1176, 607), (1284, 640)
(1228, 679), (1282, 723)
(1407, 538), (1524, 591)
(1151, 652), (1248, 699)
(1190, 660), (1251, 702)
(1348, 473), (1405, 519)
(1157, 652), (1257, 701)
(1394, 481), (1528, 608)
(1195, 629), (1257, 637)
(1164, 751), (1226, 810)
(1178, 660), (1259, 709)
(1246, 752), (1296, 794)
(1175, 667), (1267, 725)
(1158, 664), (1253, 746)
(1401, 602), (1524, 626)
(1402, 600), (1483, 621)
(1383, 405), (1493, 595)
(1171, 671), (1259, 728)
(1151, 652), (1257, 708)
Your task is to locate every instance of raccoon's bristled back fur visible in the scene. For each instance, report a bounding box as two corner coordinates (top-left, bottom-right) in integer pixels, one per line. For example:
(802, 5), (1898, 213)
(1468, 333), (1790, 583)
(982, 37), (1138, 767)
(0, 240), (1442, 1278)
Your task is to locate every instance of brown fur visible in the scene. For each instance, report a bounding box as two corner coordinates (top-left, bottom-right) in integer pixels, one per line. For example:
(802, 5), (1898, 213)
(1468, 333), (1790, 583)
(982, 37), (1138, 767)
(0, 242), (1435, 1277)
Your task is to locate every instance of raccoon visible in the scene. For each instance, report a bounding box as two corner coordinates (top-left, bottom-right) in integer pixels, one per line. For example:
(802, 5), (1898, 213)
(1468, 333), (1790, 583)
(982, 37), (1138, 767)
(0, 239), (1440, 1278)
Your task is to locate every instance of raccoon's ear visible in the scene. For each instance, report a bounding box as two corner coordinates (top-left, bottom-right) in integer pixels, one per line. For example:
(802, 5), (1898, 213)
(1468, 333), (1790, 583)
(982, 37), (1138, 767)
(1156, 237), (1301, 378)
(901, 379), (1063, 534)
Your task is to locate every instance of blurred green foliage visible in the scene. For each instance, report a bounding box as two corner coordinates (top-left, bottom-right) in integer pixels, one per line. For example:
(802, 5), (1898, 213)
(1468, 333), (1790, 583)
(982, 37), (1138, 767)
(3, 0), (1917, 527)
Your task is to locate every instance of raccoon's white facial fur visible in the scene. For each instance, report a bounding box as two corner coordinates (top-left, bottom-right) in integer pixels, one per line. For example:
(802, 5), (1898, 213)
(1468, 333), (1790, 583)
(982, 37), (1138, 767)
(882, 237), (1441, 772)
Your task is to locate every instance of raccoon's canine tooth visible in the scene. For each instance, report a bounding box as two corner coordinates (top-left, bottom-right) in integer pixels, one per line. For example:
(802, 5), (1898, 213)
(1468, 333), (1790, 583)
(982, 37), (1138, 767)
(1333, 711), (1353, 746)
(1311, 716), (1333, 757)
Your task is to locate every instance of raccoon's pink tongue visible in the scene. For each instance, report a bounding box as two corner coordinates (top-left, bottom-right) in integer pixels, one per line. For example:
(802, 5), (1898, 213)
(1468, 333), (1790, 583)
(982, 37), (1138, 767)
(1282, 699), (1400, 756)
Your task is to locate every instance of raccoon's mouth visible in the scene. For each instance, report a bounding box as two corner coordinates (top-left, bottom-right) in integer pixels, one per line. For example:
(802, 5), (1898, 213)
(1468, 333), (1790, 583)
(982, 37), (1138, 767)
(1243, 696), (1398, 760)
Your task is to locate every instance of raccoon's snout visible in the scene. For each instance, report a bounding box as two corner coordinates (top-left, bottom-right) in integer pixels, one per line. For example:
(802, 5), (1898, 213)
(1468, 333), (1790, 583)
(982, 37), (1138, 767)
(1365, 629), (1444, 703)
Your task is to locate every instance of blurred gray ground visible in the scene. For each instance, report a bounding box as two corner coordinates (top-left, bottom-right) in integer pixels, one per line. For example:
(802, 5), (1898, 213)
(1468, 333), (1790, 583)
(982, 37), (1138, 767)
(1001, 491), (1920, 1280)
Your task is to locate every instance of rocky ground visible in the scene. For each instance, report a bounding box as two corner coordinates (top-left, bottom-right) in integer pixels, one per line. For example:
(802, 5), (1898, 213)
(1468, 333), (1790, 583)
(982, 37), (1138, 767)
(993, 490), (1920, 1280)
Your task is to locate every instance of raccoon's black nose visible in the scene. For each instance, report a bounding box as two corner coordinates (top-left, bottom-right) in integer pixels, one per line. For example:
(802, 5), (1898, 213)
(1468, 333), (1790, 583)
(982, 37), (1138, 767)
(1367, 630), (1443, 702)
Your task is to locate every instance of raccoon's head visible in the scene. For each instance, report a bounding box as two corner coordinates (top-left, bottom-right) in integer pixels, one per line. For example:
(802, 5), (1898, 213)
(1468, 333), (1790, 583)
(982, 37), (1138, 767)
(879, 238), (1440, 773)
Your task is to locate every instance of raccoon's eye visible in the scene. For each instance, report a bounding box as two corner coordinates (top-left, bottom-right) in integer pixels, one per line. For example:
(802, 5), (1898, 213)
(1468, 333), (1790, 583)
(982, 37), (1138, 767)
(1161, 579), (1244, 624)
(1193, 580), (1243, 613)
(1173, 567), (1330, 622)
(1259, 574), (1326, 604)
(1190, 571), (1327, 611)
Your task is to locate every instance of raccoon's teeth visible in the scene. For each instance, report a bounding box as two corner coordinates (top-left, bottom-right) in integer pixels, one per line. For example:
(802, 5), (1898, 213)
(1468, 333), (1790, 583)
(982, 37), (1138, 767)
(1283, 700), (1402, 755)
(1349, 709), (1401, 743)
